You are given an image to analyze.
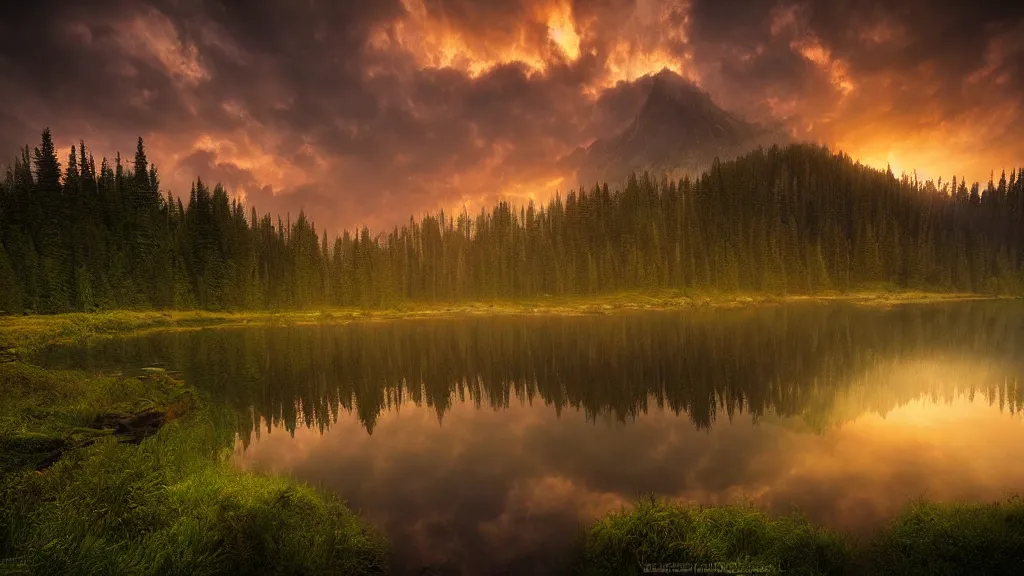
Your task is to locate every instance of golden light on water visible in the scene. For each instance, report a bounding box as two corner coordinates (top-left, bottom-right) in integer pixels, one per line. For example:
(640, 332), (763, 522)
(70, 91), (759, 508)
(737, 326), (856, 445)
(233, 355), (1024, 544)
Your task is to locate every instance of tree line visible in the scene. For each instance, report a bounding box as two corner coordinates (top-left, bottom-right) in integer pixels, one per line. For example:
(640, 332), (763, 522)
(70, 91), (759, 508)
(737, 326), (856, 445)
(2, 129), (1023, 313)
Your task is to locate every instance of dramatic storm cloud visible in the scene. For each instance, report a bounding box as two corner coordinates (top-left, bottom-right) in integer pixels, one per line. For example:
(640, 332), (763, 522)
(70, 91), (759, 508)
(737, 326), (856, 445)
(1, 0), (1021, 232)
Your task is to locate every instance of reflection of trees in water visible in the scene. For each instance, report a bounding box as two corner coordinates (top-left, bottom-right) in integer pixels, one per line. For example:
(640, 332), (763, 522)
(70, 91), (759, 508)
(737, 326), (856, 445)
(39, 303), (1024, 444)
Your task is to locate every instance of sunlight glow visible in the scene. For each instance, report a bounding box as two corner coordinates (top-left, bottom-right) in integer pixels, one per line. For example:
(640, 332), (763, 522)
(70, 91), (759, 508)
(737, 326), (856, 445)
(382, 0), (552, 77)
(605, 43), (687, 86)
(377, 0), (689, 88)
(857, 150), (906, 179)
(546, 2), (580, 61)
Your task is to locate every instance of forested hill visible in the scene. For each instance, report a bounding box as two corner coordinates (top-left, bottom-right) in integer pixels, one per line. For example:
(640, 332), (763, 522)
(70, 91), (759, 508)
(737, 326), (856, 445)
(1, 129), (1023, 314)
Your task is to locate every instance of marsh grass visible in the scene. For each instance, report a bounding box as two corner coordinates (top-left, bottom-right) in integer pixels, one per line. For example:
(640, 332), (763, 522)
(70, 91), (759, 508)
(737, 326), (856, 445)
(571, 496), (852, 576)
(0, 362), (388, 575)
(1, 417), (389, 575)
(0, 311), (268, 357)
(0, 363), (190, 444)
(863, 496), (1024, 575)
(0, 362), (180, 477)
(0, 290), (1000, 357)
(574, 495), (1024, 576)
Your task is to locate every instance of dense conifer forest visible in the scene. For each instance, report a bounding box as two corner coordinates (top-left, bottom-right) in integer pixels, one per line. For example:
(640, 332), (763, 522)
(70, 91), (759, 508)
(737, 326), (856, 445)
(1, 128), (1023, 314)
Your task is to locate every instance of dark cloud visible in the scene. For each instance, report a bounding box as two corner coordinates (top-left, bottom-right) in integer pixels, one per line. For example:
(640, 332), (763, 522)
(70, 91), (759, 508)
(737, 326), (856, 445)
(687, 0), (780, 48)
(0, 0), (197, 151)
(0, 0), (1021, 233)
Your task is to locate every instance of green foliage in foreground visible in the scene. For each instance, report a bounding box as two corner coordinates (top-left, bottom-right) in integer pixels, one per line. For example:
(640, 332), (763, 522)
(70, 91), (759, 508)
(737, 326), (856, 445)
(576, 496), (1024, 576)
(0, 362), (184, 434)
(0, 362), (189, 474)
(573, 496), (852, 576)
(0, 363), (389, 576)
(865, 496), (1024, 576)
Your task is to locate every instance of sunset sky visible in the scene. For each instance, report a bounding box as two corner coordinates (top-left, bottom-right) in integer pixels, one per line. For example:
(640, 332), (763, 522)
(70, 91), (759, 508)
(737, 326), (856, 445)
(1, 0), (1022, 233)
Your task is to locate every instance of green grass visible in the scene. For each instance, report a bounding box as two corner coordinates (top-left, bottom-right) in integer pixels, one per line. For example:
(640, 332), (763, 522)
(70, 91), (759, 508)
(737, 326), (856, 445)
(0, 362), (191, 475)
(1, 415), (389, 575)
(864, 496), (1024, 575)
(0, 362), (389, 575)
(0, 310), (271, 357)
(574, 496), (1024, 576)
(0, 289), (1005, 357)
(0, 362), (187, 432)
(571, 496), (852, 576)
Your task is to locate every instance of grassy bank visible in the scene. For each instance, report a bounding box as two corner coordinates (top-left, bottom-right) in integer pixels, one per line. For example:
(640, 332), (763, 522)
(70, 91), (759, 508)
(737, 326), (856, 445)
(0, 361), (389, 575)
(0, 289), (1006, 357)
(574, 496), (1024, 576)
(863, 496), (1024, 575)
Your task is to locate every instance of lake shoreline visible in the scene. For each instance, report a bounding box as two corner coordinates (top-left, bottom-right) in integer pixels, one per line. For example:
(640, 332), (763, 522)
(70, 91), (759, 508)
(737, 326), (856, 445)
(3, 296), (1024, 574)
(1, 289), (1014, 356)
(0, 360), (391, 574)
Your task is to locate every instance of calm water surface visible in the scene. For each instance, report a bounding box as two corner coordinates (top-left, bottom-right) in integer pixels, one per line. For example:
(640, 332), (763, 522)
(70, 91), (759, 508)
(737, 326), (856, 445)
(38, 302), (1024, 575)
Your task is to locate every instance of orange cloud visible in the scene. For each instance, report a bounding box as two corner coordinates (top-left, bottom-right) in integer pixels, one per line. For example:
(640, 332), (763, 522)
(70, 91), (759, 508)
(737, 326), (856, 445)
(546, 1), (580, 60)
(369, 0), (694, 90)
(813, 62), (1022, 183)
(603, 42), (691, 88)
(369, 0), (556, 77)
(790, 37), (854, 96)
(117, 8), (210, 87)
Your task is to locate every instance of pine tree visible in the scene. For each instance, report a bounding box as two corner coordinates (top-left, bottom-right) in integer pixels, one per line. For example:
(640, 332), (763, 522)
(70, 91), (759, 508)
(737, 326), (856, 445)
(32, 128), (72, 312)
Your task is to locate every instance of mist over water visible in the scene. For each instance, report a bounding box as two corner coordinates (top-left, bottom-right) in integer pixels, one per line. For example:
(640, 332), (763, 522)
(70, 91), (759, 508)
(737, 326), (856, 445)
(37, 301), (1024, 574)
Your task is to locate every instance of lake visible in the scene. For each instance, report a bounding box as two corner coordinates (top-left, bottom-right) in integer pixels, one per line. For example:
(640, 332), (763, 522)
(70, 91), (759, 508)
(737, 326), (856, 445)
(36, 301), (1024, 575)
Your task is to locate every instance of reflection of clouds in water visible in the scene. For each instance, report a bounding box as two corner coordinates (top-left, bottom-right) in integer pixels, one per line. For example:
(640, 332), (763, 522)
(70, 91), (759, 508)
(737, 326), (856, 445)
(233, 362), (1024, 573)
(761, 402), (1016, 535)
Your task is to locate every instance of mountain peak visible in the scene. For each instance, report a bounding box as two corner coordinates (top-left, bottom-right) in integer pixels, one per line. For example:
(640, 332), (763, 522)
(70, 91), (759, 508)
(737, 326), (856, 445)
(648, 68), (700, 95)
(569, 70), (787, 186)
(636, 72), (722, 133)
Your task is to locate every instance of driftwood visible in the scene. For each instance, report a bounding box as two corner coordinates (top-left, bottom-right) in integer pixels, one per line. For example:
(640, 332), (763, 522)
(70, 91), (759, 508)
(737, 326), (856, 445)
(25, 392), (193, 472)
(21, 409), (168, 472)
(114, 408), (167, 444)
(89, 408), (167, 444)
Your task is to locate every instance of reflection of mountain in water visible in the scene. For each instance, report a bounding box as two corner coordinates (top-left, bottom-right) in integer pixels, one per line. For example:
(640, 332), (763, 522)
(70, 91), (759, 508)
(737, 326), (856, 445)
(37, 302), (1024, 444)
